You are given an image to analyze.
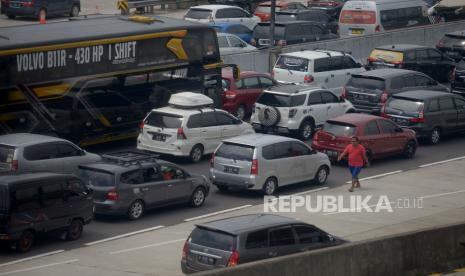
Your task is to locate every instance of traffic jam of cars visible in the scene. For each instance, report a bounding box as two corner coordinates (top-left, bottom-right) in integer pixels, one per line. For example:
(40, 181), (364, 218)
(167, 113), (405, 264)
(1, 0), (465, 274)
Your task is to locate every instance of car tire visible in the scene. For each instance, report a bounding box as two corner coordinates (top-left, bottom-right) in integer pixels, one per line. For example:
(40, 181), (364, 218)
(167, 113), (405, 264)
(6, 14), (16, 19)
(262, 177), (277, 196)
(189, 144), (204, 163)
(403, 140), (417, 159)
(429, 127), (441, 145)
(15, 230), (34, 253)
(236, 105), (246, 120)
(258, 106), (280, 127)
(190, 187), (206, 207)
(67, 219), (83, 241)
(70, 5), (79, 17)
(298, 120), (315, 141)
(127, 200), (145, 220)
(313, 165), (329, 185)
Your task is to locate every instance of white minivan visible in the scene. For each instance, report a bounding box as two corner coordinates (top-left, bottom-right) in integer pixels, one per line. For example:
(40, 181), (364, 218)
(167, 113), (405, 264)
(272, 50), (365, 95)
(339, 0), (432, 37)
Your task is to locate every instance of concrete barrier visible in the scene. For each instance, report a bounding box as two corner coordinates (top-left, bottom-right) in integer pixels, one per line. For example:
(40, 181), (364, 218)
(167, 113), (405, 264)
(197, 222), (465, 276)
(222, 21), (465, 73)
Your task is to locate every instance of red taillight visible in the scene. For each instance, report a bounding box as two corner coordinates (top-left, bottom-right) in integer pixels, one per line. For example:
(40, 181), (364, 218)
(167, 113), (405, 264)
(436, 41), (444, 48)
(304, 75), (314, 83)
(393, 60), (404, 68)
(177, 128), (187, 140)
(227, 250), (239, 267)
(210, 153), (215, 167)
(139, 121), (145, 130)
(367, 56), (377, 63)
(341, 87), (348, 99)
(276, 40), (287, 47)
(410, 111), (425, 123)
(250, 159), (258, 175)
(106, 188), (118, 201)
(380, 91), (389, 103)
(224, 91), (237, 99)
(250, 38), (256, 46)
(289, 108), (297, 118)
(11, 160), (18, 171)
(23, 0), (34, 7)
(182, 240), (188, 260)
(375, 25), (380, 32)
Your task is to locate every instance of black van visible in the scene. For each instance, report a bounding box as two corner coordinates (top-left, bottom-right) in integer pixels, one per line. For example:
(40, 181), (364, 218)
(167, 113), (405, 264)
(0, 173), (93, 252)
(1, 0), (80, 20)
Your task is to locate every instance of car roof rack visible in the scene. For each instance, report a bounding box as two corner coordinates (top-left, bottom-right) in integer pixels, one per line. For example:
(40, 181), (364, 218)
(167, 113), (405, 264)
(101, 151), (159, 167)
(313, 49), (352, 56)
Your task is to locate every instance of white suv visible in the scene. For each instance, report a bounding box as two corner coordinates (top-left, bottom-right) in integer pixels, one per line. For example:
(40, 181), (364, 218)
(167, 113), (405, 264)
(138, 92), (254, 163)
(250, 84), (355, 140)
(184, 5), (260, 30)
(273, 50), (365, 95)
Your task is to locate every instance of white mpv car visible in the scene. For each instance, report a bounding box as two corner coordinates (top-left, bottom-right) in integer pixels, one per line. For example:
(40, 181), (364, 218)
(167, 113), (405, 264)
(184, 5), (260, 30)
(273, 50), (365, 95)
(137, 92), (254, 162)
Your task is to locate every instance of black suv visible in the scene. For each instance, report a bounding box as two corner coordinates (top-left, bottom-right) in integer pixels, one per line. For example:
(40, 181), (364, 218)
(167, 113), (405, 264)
(0, 173), (93, 252)
(252, 21), (338, 48)
(367, 44), (456, 83)
(381, 90), (465, 144)
(343, 69), (450, 114)
(2, 0), (80, 20)
(276, 9), (338, 34)
(452, 59), (465, 95)
(437, 31), (465, 61)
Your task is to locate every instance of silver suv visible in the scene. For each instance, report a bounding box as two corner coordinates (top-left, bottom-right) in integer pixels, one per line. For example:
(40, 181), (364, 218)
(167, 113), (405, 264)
(210, 134), (330, 195)
(250, 84), (355, 140)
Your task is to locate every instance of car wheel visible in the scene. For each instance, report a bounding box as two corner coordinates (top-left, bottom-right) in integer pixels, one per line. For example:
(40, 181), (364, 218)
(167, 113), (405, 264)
(190, 187), (206, 207)
(38, 8), (46, 21)
(67, 219), (83, 241)
(189, 144), (204, 163)
(127, 200), (145, 220)
(262, 177), (277, 196)
(403, 140), (417, 159)
(429, 128), (441, 145)
(6, 14), (16, 19)
(70, 5), (79, 17)
(314, 165), (329, 185)
(258, 106), (280, 127)
(299, 120), (315, 141)
(15, 230), (34, 253)
(236, 105), (246, 120)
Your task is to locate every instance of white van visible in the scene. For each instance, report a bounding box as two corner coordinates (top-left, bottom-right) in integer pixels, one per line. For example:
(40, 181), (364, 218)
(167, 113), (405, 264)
(339, 0), (432, 37)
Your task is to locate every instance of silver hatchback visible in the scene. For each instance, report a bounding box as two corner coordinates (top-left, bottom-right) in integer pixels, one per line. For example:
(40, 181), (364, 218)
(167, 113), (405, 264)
(210, 134), (330, 195)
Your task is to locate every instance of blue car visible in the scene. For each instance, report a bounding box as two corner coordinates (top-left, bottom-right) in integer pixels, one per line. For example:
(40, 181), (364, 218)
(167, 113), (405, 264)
(210, 23), (253, 44)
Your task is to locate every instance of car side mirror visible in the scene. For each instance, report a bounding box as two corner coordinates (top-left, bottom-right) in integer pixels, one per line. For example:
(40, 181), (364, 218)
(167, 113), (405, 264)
(356, 63), (363, 68)
(80, 149), (86, 156)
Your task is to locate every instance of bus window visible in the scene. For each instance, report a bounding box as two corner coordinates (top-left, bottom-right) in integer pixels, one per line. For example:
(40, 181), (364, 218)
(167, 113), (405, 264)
(340, 10), (376, 24)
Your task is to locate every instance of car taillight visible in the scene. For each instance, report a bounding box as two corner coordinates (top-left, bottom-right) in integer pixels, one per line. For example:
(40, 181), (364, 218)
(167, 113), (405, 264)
(23, 0), (34, 7)
(210, 153), (215, 167)
(11, 160), (18, 171)
(289, 108), (297, 118)
(367, 56), (377, 63)
(250, 159), (258, 175)
(276, 40), (287, 47)
(304, 75), (314, 83)
(224, 91), (237, 99)
(250, 38), (256, 46)
(375, 25), (380, 32)
(177, 128), (187, 140)
(341, 87), (348, 99)
(139, 121), (145, 130)
(227, 250), (239, 267)
(380, 91), (389, 103)
(106, 188), (118, 201)
(410, 111), (425, 123)
(182, 240), (188, 260)
(436, 41), (444, 48)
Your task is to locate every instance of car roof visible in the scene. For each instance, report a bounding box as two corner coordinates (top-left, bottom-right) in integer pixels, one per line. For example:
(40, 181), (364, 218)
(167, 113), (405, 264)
(280, 50), (345, 59)
(258, 21), (320, 27)
(211, 22), (247, 28)
(0, 133), (67, 147)
(222, 134), (297, 147)
(265, 83), (323, 94)
(222, 70), (270, 79)
(150, 106), (219, 116)
(78, 159), (176, 174)
(190, 5), (242, 11)
(0, 172), (72, 187)
(197, 214), (300, 235)
(393, 90), (452, 100)
(277, 9), (321, 14)
(445, 30), (465, 38)
(327, 113), (380, 126)
(258, 1), (289, 7)
(353, 69), (420, 79)
(376, 44), (428, 51)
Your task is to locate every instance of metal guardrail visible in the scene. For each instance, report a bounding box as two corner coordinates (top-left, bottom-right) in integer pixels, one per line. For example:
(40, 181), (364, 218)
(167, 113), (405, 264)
(118, 0), (204, 14)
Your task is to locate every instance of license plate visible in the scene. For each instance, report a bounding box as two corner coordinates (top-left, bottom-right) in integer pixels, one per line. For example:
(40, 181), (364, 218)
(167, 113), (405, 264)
(224, 166), (239, 174)
(392, 117), (408, 125)
(258, 39), (270, 45)
(197, 255), (215, 265)
(351, 29), (364, 35)
(152, 133), (166, 141)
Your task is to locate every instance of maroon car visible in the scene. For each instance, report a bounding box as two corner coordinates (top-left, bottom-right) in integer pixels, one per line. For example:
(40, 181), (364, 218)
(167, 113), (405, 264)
(311, 114), (417, 162)
(222, 70), (277, 120)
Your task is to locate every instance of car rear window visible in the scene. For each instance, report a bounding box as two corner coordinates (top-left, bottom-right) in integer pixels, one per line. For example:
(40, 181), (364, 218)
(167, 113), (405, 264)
(275, 56), (309, 72)
(78, 168), (115, 187)
(347, 76), (386, 91)
(257, 92), (306, 107)
(144, 112), (183, 129)
(216, 142), (254, 161)
(339, 10), (376, 24)
(386, 97), (424, 113)
(369, 49), (404, 63)
(440, 35), (465, 47)
(190, 227), (236, 251)
(0, 145), (15, 164)
(276, 13), (296, 21)
(322, 122), (356, 136)
(186, 9), (212, 19)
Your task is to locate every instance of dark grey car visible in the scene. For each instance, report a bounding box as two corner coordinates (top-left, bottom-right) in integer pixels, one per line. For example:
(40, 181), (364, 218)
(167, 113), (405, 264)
(77, 152), (210, 220)
(344, 69), (449, 114)
(181, 214), (345, 274)
(382, 90), (465, 144)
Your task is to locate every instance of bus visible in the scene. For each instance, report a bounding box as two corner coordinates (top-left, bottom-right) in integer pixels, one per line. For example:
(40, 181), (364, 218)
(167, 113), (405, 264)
(0, 15), (237, 146)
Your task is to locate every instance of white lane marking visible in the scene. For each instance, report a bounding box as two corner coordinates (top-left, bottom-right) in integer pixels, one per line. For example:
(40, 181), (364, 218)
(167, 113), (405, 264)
(420, 189), (465, 199)
(345, 170), (403, 184)
(0, 259), (79, 276)
(419, 156), (465, 168)
(109, 238), (186, 255)
(84, 225), (164, 246)
(266, 187), (330, 203)
(184, 205), (253, 222)
(0, 250), (64, 268)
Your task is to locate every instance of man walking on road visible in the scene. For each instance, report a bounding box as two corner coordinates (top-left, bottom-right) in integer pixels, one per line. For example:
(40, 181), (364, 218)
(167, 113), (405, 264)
(337, 136), (370, 192)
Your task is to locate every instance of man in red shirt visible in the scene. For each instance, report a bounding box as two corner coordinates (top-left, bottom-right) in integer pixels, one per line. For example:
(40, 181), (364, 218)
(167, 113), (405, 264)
(337, 136), (370, 192)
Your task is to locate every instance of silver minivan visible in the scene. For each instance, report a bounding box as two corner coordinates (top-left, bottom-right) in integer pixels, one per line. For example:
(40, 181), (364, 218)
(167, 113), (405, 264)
(210, 134), (330, 195)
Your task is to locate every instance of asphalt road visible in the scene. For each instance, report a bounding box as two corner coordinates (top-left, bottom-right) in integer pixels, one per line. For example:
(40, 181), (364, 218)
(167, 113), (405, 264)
(2, 133), (465, 263)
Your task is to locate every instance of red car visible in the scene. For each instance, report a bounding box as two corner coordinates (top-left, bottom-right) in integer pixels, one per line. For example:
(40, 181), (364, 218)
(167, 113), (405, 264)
(254, 1), (308, 22)
(222, 70), (277, 120)
(311, 114), (418, 162)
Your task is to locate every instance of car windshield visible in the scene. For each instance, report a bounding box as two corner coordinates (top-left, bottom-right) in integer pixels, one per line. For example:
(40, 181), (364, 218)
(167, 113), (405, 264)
(347, 76), (386, 91)
(78, 168), (115, 187)
(144, 112), (183, 129)
(0, 145), (15, 164)
(216, 142), (254, 161)
(323, 122), (356, 136)
(387, 97), (424, 113)
(275, 56), (309, 72)
(257, 92), (306, 107)
(190, 227), (236, 251)
(186, 9), (212, 19)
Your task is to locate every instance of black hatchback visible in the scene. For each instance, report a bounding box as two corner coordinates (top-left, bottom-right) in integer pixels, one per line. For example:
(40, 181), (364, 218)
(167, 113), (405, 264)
(1, 0), (80, 20)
